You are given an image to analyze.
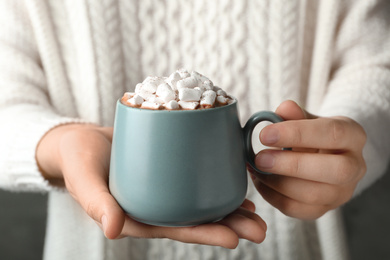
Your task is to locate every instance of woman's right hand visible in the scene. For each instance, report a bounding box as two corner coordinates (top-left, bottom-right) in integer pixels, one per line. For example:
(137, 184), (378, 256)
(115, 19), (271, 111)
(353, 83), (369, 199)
(36, 124), (267, 249)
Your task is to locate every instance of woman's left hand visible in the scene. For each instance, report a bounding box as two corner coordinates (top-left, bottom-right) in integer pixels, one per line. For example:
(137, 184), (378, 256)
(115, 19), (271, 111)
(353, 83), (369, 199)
(250, 100), (367, 220)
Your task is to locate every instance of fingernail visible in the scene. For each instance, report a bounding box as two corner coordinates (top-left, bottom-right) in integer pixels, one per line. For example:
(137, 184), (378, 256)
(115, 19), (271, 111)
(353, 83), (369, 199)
(101, 215), (108, 236)
(256, 152), (275, 169)
(261, 127), (280, 145)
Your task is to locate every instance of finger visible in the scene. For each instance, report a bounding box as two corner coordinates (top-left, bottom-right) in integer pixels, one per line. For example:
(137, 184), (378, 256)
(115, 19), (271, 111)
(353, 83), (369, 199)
(60, 130), (125, 239)
(253, 180), (329, 220)
(240, 199), (256, 212)
(254, 173), (351, 207)
(260, 117), (365, 150)
(275, 100), (317, 120)
(121, 217), (240, 249)
(65, 173), (125, 239)
(218, 208), (266, 244)
(255, 150), (363, 185)
(232, 207), (267, 233)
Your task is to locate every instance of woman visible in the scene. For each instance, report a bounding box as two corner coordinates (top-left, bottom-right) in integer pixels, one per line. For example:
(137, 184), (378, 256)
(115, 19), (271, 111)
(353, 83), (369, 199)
(1, 0), (389, 259)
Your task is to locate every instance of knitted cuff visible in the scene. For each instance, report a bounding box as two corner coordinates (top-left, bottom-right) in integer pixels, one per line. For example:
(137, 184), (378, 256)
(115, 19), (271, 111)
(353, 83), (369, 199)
(1, 116), (89, 192)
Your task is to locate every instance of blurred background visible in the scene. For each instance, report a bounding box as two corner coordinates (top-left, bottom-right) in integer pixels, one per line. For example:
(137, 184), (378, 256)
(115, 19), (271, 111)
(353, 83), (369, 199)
(1, 165), (389, 260)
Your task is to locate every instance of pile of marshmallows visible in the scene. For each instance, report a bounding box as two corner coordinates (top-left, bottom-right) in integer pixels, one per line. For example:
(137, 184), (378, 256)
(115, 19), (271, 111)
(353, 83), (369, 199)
(121, 69), (234, 110)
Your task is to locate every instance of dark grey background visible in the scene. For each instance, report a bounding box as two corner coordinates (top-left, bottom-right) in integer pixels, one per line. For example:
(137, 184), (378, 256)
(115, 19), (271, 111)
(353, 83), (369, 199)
(1, 165), (389, 260)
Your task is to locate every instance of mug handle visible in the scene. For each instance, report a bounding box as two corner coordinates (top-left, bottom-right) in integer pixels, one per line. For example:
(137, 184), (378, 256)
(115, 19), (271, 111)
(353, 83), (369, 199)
(243, 111), (291, 176)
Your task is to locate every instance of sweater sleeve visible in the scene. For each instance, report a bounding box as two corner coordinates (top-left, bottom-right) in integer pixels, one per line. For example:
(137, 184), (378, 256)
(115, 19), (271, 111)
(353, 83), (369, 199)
(318, 0), (390, 196)
(0, 1), (84, 192)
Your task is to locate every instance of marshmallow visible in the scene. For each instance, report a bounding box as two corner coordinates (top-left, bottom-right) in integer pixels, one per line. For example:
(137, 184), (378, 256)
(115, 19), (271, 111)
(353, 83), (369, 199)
(122, 69), (234, 110)
(177, 76), (199, 89)
(137, 87), (154, 100)
(156, 83), (176, 102)
(141, 101), (162, 110)
(166, 72), (181, 90)
(200, 90), (217, 107)
(143, 76), (165, 86)
(177, 68), (191, 79)
(156, 83), (172, 93)
(216, 95), (229, 105)
(165, 100), (180, 110)
(127, 94), (144, 107)
(147, 96), (164, 104)
(216, 89), (227, 97)
(135, 82), (155, 99)
(178, 101), (199, 110)
(179, 88), (202, 101)
(135, 83), (143, 93)
(202, 80), (214, 90)
(194, 87), (204, 95)
(123, 92), (135, 99)
(142, 82), (158, 94)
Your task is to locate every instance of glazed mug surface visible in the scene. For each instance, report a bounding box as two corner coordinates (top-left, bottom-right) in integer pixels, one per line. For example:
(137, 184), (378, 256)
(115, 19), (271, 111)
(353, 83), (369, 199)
(109, 99), (284, 226)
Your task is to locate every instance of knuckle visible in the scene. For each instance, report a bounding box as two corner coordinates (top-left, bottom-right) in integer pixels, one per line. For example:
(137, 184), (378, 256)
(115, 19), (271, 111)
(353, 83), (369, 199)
(329, 119), (346, 146)
(291, 125), (303, 146)
(290, 154), (302, 177)
(334, 157), (356, 184)
(86, 202), (97, 220)
(85, 200), (102, 223)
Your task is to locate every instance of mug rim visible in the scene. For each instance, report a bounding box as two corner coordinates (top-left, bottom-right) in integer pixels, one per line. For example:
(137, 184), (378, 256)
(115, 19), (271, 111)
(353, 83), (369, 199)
(117, 96), (237, 113)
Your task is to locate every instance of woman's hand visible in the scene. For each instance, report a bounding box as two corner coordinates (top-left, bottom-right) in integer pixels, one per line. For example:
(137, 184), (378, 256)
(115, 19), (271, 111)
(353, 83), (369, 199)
(36, 124), (266, 249)
(250, 100), (367, 220)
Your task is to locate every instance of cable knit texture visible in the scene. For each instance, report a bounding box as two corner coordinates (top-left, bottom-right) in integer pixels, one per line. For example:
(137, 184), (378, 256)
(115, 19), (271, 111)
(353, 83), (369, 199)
(1, 0), (389, 259)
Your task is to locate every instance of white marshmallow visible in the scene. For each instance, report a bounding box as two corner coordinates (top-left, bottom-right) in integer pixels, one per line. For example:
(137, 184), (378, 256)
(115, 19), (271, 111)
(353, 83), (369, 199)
(127, 94), (144, 107)
(202, 80), (214, 90)
(177, 68), (191, 79)
(177, 76), (199, 89)
(147, 95), (164, 104)
(216, 95), (229, 105)
(178, 101), (199, 110)
(135, 83), (143, 94)
(179, 88), (202, 101)
(143, 76), (165, 86)
(166, 71), (181, 90)
(156, 83), (176, 103)
(124, 69), (233, 110)
(123, 92), (135, 99)
(156, 83), (172, 94)
(141, 101), (162, 110)
(165, 100), (180, 110)
(227, 98), (235, 104)
(142, 82), (158, 94)
(216, 89), (227, 97)
(200, 90), (217, 107)
(137, 87), (154, 100)
(194, 87), (204, 95)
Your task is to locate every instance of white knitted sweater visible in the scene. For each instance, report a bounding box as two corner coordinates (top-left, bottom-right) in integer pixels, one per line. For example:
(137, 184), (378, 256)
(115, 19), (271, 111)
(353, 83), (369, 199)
(1, 0), (390, 259)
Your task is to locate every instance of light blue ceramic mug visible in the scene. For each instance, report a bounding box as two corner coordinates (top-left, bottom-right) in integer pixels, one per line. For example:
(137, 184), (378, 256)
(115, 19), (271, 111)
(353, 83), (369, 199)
(109, 99), (285, 226)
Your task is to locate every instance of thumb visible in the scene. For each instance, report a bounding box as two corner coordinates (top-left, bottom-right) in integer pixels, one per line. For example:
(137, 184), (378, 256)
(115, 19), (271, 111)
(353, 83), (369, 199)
(275, 100), (317, 120)
(89, 191), (126, 239)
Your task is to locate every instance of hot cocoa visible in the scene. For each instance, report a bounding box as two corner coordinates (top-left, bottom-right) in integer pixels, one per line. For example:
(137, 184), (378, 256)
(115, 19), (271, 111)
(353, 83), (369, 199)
(121, 69), (234, 110)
